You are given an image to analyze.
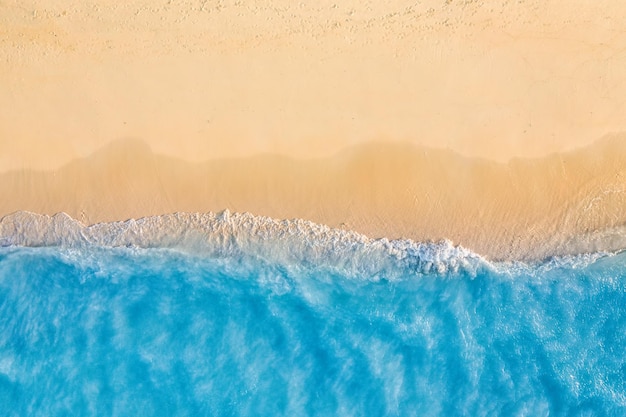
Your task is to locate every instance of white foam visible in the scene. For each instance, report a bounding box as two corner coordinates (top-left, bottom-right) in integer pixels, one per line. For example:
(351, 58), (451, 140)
(1, 211), (621, 277)
(0, 211), (487, 278)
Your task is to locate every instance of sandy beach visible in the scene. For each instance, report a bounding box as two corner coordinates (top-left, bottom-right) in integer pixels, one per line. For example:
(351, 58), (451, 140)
(2, 1), (626, 259)
(5, 2), (626, 413)
(2, 1), (626, 169)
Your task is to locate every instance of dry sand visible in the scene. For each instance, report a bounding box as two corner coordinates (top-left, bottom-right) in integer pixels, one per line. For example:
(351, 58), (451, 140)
(1, 136), (625, 260)
(2, 0), (626, 169)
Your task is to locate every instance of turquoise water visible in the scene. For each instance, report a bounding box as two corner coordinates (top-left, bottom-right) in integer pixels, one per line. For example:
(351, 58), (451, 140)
(1, 246), (626, 416)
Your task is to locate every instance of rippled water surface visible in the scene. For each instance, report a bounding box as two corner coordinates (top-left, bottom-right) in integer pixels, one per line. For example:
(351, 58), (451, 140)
(1, 247), (626, 416)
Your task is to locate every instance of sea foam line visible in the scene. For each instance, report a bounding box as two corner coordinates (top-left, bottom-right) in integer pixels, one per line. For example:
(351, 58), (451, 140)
(0, 211), (617, 278)
(0, 211), (487, 277)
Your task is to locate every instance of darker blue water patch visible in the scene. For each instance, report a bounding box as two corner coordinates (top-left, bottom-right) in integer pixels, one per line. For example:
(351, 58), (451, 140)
(1, 247), (626, 416)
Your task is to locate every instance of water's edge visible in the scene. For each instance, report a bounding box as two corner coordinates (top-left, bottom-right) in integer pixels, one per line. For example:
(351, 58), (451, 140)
(1, 211), (623, 277)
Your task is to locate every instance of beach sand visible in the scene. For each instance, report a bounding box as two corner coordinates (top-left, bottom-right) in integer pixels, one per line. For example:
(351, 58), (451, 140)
(2, 1), (626, 259)
(1, 136), (625, 260)
(2, 1), (626, 169)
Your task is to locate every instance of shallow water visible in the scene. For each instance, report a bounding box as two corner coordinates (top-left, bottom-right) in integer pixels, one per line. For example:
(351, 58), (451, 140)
(1, 246), (626, 416)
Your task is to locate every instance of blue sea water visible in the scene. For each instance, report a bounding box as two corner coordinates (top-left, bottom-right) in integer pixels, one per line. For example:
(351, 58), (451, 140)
(1, 245), (626, 416)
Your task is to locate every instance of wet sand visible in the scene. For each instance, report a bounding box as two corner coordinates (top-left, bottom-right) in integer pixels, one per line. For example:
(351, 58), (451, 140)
(1, 136), (625, 260)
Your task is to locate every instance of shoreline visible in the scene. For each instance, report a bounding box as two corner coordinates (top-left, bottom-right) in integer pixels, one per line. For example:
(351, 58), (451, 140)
(1, 210), (623, 266)
(1, 136), (626, 260)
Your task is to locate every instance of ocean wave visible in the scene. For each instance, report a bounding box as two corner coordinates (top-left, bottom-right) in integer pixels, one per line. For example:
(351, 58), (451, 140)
(0, 211), (619, 278)
(3, 212), (626, 415)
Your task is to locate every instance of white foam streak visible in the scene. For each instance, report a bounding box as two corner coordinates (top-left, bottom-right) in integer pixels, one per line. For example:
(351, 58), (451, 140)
(0, 211), (618, 277)
(0, 211), (484, 277)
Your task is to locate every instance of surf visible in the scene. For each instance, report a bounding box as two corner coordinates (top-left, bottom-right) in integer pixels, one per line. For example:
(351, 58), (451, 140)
(1, 212), (626, 415)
